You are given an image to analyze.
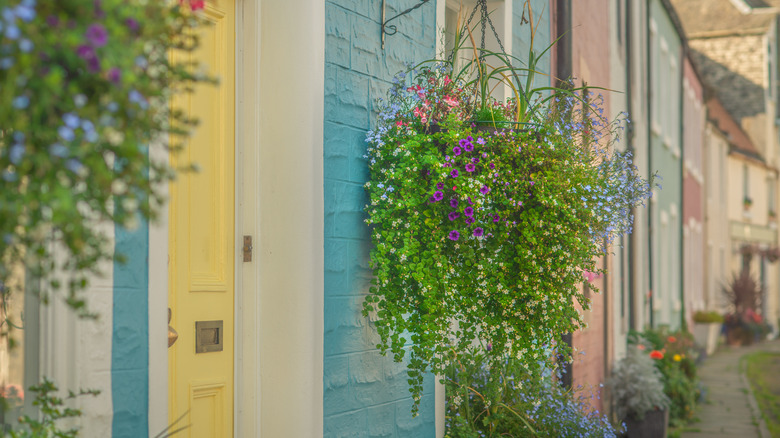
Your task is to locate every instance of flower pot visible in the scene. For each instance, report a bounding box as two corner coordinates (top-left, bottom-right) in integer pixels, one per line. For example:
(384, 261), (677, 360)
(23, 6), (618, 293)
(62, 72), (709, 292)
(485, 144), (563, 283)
(725, 326), (752, 346)
(693, 322), (721, 355)
(623, 409), (668, 438)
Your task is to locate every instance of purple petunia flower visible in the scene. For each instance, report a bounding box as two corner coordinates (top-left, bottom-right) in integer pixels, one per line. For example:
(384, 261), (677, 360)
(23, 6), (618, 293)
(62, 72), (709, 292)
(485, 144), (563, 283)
(76, 44), (95, 61)
(464, 206), (474, 217)
(448, 230), (460, 241)
(449, 198), (458, 208)
(467, 197), (474, 205)
(472, 157), (479, 164)
(453, 146), (462, 156)
(473, 227), (484, 237)
(492, 214), (500, 223)
(459, 138), (467, 147)
(448, 211), (460, 221)
(467, 136), (473, 142)
(465, 163), (476, 172)
(433, 191), (444, 201)
(465, 216), (475, 224)
(86, 23), (108, 47)
(480, 185), (490, 194)
(464, 142), (474, 152)
(125, 18), (139, 33)
(108, 67), (121, 84)
(489, 163), (495, 169)
(477, 137), (486, 145)
(450, 169), (459, 178)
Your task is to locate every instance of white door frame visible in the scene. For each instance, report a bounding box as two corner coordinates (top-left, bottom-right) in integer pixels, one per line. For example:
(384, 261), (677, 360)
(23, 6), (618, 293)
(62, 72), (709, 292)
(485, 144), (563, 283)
(149, 1), (325, 436)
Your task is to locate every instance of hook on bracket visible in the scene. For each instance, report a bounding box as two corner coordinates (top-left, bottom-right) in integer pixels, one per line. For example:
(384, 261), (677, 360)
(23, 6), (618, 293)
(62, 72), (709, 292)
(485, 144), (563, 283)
(381, 0), (432, 49)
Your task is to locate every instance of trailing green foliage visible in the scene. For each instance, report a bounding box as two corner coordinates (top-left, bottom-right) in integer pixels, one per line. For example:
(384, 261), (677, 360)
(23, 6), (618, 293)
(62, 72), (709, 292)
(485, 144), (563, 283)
(0, 0), (212, 324)
(364, 28), (655, 411)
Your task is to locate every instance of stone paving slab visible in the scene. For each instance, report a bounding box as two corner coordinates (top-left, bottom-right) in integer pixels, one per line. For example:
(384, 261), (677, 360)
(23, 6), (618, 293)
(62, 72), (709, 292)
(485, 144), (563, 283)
(680, 338), (780, 438)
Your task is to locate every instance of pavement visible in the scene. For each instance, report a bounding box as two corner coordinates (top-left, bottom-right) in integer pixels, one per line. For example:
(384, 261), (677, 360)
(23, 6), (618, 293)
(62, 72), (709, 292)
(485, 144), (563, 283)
(680, 337), (780, 438)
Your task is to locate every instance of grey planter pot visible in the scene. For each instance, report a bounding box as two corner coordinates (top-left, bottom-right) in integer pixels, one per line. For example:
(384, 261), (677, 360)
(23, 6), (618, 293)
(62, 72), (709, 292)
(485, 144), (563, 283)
(623, 408), (668, 438)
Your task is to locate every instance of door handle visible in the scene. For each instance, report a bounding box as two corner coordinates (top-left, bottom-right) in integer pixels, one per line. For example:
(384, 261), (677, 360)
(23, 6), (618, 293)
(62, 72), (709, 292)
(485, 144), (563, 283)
(168, 307), (179, 348)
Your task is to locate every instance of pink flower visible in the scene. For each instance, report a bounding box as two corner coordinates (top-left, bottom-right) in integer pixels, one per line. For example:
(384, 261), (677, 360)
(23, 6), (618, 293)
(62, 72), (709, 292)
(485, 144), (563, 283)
(443, 96), (459, 107)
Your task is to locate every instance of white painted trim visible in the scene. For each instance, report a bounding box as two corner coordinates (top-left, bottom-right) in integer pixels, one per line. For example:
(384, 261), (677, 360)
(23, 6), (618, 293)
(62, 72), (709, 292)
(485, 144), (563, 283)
(148, 137), (169, 435)
(436, 0), (446, 58)
(235, 0), (261, 435)
(257, 0), (324, 436)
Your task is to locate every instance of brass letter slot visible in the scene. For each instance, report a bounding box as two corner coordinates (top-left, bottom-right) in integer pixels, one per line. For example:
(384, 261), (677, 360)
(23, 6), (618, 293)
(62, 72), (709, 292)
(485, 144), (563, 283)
(195, 320), (223, 353)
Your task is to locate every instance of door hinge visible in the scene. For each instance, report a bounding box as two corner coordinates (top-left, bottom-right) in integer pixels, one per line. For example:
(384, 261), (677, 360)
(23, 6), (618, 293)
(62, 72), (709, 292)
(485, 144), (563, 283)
(242, 235), (253, 262)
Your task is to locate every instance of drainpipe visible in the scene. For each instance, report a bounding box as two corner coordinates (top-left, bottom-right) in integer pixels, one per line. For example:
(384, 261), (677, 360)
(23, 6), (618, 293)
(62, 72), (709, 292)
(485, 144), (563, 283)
(625, 0), (636, 331)
(646, 1), (655, 329)
(679, 43), (687, 331)
(556, 0), (573, 390)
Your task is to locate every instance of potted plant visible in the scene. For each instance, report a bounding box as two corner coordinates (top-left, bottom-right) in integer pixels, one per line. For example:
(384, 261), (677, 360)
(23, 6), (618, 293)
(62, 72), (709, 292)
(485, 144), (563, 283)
(722, 270), (765, 346)
(608, 343), (671, 438)
(692, 310), (724, 355)
(363, 14), (657, 410)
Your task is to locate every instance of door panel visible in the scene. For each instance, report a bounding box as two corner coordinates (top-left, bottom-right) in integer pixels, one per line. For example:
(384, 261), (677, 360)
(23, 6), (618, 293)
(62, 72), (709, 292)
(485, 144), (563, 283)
(169, 1), (235, 437)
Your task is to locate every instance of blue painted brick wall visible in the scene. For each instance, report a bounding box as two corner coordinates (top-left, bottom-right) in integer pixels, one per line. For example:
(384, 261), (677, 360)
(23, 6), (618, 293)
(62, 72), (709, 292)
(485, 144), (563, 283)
(112, 220), (149, 438)
(324, 1), (437, 436)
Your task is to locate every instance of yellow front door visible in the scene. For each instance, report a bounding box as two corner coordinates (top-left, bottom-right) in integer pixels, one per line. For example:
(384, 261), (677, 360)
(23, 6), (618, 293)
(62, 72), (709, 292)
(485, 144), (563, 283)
(169, 1), (235, 437)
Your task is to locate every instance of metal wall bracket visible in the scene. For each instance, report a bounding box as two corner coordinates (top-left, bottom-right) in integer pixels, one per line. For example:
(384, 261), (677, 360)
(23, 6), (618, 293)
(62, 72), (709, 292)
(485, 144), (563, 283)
(381, 0), (432, 49)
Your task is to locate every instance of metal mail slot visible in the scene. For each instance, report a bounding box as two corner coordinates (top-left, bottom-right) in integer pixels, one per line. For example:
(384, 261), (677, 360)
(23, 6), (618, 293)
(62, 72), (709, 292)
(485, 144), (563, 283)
(195, 320), (223, 353)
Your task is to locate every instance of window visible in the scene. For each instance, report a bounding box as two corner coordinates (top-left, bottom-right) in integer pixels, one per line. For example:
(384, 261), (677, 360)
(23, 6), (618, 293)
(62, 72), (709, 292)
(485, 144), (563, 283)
(440, 0), (512, 101)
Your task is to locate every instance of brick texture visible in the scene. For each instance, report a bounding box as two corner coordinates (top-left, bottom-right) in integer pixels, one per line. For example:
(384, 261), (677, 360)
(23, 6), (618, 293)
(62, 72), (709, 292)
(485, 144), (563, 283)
(323, 1), (437, 436)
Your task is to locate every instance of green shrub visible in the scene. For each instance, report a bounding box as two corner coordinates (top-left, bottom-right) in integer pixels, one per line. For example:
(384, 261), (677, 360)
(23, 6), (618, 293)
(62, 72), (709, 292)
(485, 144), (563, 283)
(692, 311), (724, 324)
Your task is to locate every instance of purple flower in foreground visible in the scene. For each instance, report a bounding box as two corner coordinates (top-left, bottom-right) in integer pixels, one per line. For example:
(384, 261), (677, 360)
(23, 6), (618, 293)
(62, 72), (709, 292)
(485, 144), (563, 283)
(480, 185), (490, 194)
(492, 214), (500, 223)
(448, 211), (460, 221)
(472, 157), (480, 164)
(449, 198), (458, 208)
(453, 146), (462, 156)
(86, 23), (108, 47)
(473, 227), (484, 237)
(108, 67), (121, 84)
(448, 230), (460, 241)
(76, 44), (95, 61)
(433, 191), (444, 201)
(465, 217), (475, 224)
(489, 163), (495, 169)
(436, 182), (444, 189)
(464, 142), (474, 152)
(459, 138), (467, 147)
(125, 18), (139, 33)
(450, 169), (459, 178)
(465, 163), (476, 172)
(464, 206), (474, 217)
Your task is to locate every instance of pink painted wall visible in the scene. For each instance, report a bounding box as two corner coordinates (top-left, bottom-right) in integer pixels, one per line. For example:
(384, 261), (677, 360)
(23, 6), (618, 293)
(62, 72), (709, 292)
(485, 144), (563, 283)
(682, 57), (705, 328)
(682, 58), (703, 223)
(569, 0), (610, 413)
